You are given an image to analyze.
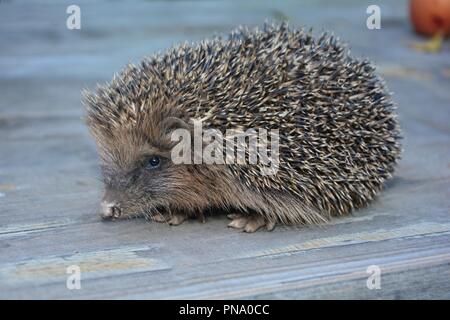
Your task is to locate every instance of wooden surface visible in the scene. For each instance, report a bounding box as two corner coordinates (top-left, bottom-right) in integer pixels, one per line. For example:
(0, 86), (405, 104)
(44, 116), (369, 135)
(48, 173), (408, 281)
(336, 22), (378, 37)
(1, 0), (449, 299)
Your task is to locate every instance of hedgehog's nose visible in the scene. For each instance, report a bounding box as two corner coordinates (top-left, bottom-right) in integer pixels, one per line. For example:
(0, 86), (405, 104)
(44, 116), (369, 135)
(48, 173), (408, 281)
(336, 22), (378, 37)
(100, 201), (122, 220)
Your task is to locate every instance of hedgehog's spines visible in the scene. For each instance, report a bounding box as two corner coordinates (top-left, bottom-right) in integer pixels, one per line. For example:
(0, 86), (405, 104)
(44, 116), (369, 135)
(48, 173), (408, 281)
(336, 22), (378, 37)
(85, 23), (401, 224)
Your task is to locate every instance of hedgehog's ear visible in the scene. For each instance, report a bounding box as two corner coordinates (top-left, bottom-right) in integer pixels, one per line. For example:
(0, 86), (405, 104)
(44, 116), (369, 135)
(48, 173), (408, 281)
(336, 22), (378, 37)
(162, 116), (192, 134)
(160, 116), (195, 150)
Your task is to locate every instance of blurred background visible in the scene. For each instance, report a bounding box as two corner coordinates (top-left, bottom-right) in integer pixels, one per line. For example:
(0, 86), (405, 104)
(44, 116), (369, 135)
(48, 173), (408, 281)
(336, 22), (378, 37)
(0, 0), (449, 299)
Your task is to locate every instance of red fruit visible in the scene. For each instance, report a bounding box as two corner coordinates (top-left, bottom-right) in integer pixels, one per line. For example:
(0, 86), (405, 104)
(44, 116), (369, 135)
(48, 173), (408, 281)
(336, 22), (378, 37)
(410, 0), (450, 36)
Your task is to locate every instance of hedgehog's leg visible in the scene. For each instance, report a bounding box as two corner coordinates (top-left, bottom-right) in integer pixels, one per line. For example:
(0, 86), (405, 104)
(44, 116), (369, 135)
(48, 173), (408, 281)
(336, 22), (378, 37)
(152, 211), (205, 225)
(150, 211), (188, 225)
(227, 214), (275, 233)
(197, 211), (207, 224)
(151, 212), (169, 223)
(168, 212), (188, 226)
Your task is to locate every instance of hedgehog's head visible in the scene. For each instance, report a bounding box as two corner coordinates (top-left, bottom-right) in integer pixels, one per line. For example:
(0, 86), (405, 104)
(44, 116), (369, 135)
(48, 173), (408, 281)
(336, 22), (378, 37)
(83, 64), (219, 221)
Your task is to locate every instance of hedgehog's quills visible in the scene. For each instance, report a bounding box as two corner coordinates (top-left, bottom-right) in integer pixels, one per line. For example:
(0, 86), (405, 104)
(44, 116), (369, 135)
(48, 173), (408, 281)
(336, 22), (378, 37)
(83, 23), (401, 233)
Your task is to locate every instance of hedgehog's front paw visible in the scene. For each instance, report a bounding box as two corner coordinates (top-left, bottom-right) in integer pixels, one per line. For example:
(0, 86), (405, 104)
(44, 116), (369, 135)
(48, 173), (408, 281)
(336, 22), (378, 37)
(150, 212), (186, 225)
(150, 212), (170, 223)
(227, 214), (275, 233)
(151, 211), (205, 226)
(168, 212), (188, 226)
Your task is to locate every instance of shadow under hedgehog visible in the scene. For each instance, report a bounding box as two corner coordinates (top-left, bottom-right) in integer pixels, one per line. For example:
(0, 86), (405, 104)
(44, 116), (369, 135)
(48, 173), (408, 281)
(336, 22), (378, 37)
(83, 23), (401, 233)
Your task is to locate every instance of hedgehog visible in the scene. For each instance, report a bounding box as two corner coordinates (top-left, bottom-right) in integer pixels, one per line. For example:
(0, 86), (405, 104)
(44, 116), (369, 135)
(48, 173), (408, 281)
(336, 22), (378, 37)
(83, 23), (401, 233)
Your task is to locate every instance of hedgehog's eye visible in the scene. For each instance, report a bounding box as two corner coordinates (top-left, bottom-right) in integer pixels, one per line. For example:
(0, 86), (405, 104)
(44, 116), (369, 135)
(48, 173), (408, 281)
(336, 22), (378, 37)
(147, 156), (160, 169)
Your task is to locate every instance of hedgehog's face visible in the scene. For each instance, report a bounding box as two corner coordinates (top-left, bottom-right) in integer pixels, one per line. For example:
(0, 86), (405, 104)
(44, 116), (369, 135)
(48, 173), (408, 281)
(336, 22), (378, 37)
(91, 117), (208, 221)
(83, 67), (214, 220)
(99, 145), (173, 220)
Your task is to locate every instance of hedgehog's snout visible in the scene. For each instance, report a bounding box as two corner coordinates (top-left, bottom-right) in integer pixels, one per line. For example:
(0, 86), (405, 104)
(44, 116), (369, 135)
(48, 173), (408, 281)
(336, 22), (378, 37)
(100, 188), (123, 220)
(100, 200), (122, 220)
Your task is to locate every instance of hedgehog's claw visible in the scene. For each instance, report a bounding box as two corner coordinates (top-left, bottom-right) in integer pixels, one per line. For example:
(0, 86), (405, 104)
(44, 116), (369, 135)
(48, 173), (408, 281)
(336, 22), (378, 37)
(152, 211), (206, 226)
(227, 214), (275, 233)
(227, 213), (241, 220)
(151, 213), (169, 223)
(197, 212), (207, 223)
(227, 216), (248, 229)
(265, 221), (276, 231)
(151, 212), (187, 225)
(168, 212), (188, 226)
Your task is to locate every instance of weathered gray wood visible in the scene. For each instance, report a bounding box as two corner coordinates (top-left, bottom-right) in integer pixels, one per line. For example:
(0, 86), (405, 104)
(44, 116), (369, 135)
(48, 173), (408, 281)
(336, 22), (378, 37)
(0, 0), (449, 299)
